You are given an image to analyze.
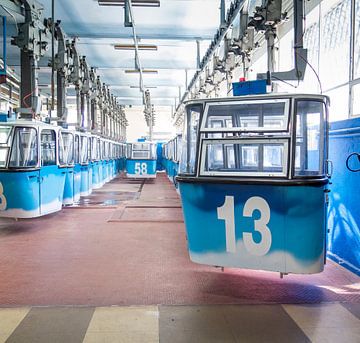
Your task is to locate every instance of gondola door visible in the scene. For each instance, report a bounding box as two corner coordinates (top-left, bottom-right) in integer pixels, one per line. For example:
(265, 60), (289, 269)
(39, 129), (65, 215)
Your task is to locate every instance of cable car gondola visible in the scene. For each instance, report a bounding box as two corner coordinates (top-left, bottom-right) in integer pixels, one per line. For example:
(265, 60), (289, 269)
(0, 121), (67, 218)
(177, 94), (330, 275)
(125, 142), (157, 178)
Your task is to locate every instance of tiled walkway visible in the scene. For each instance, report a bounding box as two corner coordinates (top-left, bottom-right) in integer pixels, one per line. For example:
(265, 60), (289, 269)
(0, 173), (359, 342)
(1, 303), (360, 343)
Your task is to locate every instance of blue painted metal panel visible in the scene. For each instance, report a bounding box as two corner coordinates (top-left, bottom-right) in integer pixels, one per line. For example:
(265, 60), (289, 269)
(179, 182), (326, 274)
(156, 143), (164, 171)
(88, 164), (93, 193)
(102, 161), (108, 183)
(126, 159), (157, 178)
(80, 165), (91, 196)
(232, 80), (267, 96)
(92, 162), (101, 189)
(63, 167), (75, 205)
(0, 170), (41, 218)
(328, 118), (360, 275)
(40, 165), (66, 216)
(73, 164), (81, 202)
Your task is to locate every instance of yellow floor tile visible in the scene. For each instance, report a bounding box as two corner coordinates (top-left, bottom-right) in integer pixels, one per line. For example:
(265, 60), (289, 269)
(83, 306), (159, 343)
(83, 332), (158, 343)
(0, 308), (30, 343)
(302, 326), (360, 343)
(283, 303), (360, 342)
(283, 303), (360, 328)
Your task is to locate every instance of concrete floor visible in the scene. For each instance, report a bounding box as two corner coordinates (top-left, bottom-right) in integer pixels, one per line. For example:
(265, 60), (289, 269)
(0, 173), (359, 342)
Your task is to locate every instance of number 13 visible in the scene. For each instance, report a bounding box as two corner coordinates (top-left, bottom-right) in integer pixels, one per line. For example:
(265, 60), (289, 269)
(217, 196), (272, 256)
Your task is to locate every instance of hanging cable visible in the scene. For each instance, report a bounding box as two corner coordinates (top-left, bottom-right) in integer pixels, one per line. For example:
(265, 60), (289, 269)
(295, 51), (323, 94)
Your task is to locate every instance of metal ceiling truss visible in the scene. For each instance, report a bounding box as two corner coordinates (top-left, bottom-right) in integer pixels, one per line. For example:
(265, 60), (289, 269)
(8, 0), (127, 142)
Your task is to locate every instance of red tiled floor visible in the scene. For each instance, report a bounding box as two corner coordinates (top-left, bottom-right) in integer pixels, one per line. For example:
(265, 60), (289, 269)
(0, 173), (359, 307)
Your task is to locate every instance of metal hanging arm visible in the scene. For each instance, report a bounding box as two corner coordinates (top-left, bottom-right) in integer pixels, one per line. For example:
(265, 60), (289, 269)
(256, 0), (308, 82)
(12, 0), (52, 118)
(53, 22), (70, 124)
(0, 16), (7, 84)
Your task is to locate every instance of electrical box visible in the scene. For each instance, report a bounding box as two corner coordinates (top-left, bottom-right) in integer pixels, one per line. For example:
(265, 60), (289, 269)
(232, 79), (267, 96)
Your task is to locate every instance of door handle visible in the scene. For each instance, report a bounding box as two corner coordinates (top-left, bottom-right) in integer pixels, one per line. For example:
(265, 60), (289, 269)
(61, 171), (66, 175)
(28, 175), (37, 180)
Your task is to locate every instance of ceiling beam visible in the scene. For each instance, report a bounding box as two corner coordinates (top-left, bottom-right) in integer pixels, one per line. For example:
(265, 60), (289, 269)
(63, 32), (213, 41)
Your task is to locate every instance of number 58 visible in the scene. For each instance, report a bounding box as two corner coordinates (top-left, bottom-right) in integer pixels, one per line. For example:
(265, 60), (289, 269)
(135, 162), (147, 175)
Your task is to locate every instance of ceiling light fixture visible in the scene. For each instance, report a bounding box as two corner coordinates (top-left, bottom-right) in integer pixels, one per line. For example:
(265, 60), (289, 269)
(130, 85), (158, 88)
(125, 69), (158, 74)
(98, 0), (160, 7)
(114, 44), (158, 51)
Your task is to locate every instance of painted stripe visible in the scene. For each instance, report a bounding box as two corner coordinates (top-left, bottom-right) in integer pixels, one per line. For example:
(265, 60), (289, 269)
(6, 307), (95, 343)
(283, 303), (360, 343)
(159, 305), (309, 343)
(83, 306), (159, 343)
(341, 303), (360, 320)
(0, 308), (30, 342)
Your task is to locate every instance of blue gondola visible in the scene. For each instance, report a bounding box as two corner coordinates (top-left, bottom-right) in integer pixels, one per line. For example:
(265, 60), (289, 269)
(177, 94), (330, 275)
(169, 135), (182, 187)
(0, 121), (67, 218)
(125, 142), (157, 178)
(162, 135), (182, 188)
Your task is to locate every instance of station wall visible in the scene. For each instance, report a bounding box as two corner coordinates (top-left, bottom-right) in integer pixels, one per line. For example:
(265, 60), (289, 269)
(328, 117), (360, 275)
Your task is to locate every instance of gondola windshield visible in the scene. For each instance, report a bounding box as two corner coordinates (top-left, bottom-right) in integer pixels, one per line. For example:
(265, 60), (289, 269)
(40, 130), (56, 166)
(0, 126), (12, 167)
(180, 97), (327, 179)
(59, 132), (74, 166)
(9, 127), (38, 168)
(80, 136), (88, 164)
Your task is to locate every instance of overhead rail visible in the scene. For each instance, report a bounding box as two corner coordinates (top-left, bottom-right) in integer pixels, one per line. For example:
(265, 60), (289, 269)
(102, 0), (157, 134)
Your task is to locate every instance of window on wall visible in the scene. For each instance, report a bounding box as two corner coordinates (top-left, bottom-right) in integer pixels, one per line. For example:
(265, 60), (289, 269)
(274, 0), (359, 121)
(354, 0), (360, 79)
(352, 83), (360, 116)
(320, 0), (351, 89)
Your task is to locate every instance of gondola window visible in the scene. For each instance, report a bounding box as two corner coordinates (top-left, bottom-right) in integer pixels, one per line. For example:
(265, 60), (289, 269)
(9, 127), (38, 168)
(41, 130), (56, 166)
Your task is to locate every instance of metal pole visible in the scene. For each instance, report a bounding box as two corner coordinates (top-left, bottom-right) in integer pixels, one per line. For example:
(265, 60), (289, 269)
(51, 0), (55, 113)
(220, 0), (226, 28)
(266, 29), (276, 89)
(2, 16), (6, 77)
(196, 40), (201, 70)
(76, 86), (81, 128)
